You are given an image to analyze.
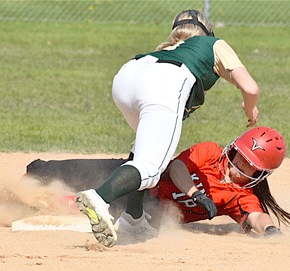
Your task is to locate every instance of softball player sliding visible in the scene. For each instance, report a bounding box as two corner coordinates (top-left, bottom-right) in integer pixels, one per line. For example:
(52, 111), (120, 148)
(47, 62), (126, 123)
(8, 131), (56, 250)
(75, 9), (260, 247)
(117, 126), (289, 237)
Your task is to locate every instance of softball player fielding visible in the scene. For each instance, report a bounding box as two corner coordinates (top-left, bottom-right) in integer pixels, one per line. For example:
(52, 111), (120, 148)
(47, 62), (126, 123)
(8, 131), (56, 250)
(75, 9), (260, 247)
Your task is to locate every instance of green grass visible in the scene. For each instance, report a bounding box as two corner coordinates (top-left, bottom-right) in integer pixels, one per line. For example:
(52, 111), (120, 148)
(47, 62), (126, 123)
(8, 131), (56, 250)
(0, 1), (289, 26)
(0, 21), (289, 156)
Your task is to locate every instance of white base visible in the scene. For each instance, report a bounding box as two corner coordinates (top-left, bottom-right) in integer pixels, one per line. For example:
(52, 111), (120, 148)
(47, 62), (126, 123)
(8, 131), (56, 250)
(11, 215), (92, 232)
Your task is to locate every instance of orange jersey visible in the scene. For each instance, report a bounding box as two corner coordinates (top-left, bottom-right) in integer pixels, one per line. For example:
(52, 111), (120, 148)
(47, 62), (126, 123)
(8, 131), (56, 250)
(156, 142), (264, 232)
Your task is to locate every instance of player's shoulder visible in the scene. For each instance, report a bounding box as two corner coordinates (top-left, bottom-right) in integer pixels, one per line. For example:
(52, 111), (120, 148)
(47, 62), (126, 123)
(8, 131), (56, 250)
(186, 35), (220, 44)
(189, 141), (222, 159)
(213, 39), (237, 54)
(193, 141), (221, 150)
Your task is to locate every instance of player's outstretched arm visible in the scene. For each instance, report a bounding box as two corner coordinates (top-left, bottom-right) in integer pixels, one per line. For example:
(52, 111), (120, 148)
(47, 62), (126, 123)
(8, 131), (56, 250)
(247, 212), (283, 236)
(231, 67), (259, 127)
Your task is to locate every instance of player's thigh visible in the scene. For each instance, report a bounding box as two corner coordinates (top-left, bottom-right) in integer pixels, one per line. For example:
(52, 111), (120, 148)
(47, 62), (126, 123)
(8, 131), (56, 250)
(112, 60), (140, 131)
(127, 104), (183, 190)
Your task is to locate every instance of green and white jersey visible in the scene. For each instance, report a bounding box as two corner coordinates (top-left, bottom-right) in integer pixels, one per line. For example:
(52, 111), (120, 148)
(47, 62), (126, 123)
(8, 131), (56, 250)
(135, 36), (244, 119)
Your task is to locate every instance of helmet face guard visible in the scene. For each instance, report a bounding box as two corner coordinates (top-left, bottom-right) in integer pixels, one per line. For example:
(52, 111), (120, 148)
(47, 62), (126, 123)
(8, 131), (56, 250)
(172, 9), (215, 37)
(219, 140), (273, 189)
(219, 127), (286, 189)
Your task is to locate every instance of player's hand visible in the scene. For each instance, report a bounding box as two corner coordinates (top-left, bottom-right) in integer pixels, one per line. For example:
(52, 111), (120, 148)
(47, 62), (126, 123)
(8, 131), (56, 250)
(191, 191), (217, 220)
(242, 103), (259, 127)
(264, 226), (283, 237)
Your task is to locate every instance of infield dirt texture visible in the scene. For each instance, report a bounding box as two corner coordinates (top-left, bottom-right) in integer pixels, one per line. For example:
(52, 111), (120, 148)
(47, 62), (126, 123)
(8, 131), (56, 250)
(0, 152), (290, 271)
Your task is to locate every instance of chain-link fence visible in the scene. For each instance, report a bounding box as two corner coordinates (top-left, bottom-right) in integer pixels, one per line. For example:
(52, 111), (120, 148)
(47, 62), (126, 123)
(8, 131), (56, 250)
(0, 0), (289, 26)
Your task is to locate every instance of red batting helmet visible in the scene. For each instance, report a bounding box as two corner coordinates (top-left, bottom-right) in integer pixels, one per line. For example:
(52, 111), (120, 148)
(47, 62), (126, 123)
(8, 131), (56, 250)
(219, 126), (286, 188)
(234, 126), (286, 171)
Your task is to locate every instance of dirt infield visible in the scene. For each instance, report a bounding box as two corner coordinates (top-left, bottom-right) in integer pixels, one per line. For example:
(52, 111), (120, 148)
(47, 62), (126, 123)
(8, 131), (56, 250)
(0, 152), (290, 271)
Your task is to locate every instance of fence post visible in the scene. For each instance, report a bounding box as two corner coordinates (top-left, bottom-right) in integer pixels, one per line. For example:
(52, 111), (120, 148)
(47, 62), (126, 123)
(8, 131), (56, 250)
(204, 0), (210, 19)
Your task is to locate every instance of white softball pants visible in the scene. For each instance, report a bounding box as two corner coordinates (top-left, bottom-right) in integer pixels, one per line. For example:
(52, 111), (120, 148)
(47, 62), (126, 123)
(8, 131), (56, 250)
(112, 55), (196, 190)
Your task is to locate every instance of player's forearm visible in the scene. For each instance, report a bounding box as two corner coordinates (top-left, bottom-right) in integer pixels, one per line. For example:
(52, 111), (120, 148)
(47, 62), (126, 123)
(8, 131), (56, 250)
(247, 212), (275, 234)
(232, 67), (259, 109)
(230, 67), (259, 126)
(168, 159), (198, 197)
(242, 91), (259, 113)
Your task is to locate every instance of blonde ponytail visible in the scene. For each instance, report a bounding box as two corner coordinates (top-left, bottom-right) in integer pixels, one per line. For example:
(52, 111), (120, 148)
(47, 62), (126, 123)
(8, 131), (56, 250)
(156, 10), (214, 52)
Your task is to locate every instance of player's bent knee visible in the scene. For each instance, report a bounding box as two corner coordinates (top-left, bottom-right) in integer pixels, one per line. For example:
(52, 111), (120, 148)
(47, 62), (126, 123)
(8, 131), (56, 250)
(124, 160), (161, 190)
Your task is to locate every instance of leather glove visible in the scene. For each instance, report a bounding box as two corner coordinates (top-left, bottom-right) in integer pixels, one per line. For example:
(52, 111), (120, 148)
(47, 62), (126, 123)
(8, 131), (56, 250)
(191, 191), (217, 220)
